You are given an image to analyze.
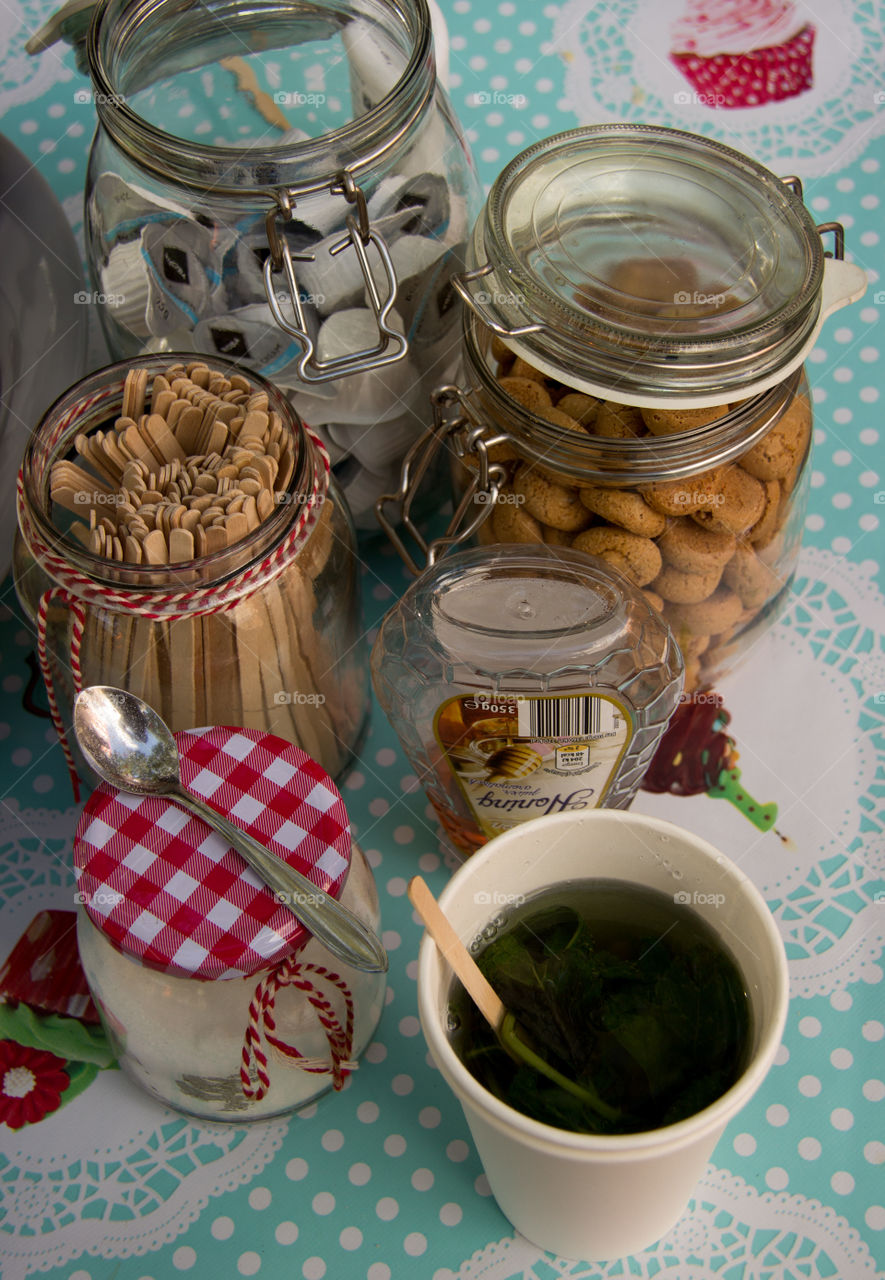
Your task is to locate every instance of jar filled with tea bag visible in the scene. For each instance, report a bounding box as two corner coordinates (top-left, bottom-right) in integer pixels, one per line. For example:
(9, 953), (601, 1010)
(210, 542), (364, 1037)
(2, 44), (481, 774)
(14, 355), (368, 794)
(379, 126), (866, 687)
(74, 727), (386, 1120)
(83, 0), (481, 525)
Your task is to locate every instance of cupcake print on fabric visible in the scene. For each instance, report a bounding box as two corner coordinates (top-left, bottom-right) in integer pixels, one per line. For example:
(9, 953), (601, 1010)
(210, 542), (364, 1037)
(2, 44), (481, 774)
(550, 0), (876, 175)
(670, 1), (815, 108)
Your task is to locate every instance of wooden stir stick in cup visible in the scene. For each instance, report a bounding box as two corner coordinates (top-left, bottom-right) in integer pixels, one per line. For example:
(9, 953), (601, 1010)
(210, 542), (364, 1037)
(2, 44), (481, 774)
(407, 876), (620, 1118)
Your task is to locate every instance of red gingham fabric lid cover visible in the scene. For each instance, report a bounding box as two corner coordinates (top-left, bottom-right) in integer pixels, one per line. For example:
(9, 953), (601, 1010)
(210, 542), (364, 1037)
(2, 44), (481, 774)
(73, 728), (352, 979)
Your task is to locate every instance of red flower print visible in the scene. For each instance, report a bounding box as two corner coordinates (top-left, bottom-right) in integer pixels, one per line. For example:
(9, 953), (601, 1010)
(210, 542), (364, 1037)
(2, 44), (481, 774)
(0, 1040), (69, 1129)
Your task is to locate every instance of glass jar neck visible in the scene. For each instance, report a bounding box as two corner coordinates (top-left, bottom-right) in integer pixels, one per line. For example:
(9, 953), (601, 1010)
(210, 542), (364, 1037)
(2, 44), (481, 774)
(462, 313), (802, 485)
(86, 0), (437, 196)
(18, 354), (319, 594)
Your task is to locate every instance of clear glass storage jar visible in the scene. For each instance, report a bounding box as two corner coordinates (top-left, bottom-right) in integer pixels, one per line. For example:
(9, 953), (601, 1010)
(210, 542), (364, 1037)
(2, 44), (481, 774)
(382, 126), (866, 689)
(14, 355), (368, 788)
(74, 728), (385, 1120)
(83, 0), (481, 525)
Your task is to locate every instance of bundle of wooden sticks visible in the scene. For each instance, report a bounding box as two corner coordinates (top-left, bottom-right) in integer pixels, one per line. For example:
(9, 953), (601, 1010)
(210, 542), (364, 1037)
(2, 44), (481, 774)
(50, 362), (297, 562)
(45, 360), (359, 778)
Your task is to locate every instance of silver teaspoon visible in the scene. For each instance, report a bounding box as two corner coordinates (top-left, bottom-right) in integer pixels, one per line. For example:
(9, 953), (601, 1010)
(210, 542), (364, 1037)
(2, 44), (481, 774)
(73, 686), (387, 974)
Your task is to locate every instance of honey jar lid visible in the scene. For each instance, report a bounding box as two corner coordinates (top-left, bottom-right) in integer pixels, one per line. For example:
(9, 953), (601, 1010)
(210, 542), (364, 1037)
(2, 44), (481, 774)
(73, 727), (352, 979)
(455, 125), (865, 406)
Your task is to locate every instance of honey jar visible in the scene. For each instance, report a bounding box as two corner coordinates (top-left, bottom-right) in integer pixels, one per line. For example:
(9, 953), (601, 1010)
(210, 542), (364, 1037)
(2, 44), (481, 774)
(371, 543), (684, 855)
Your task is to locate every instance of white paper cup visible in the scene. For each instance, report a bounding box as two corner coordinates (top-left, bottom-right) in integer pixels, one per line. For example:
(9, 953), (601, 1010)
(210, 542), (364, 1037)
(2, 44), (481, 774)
(416, 810), (789, 1261)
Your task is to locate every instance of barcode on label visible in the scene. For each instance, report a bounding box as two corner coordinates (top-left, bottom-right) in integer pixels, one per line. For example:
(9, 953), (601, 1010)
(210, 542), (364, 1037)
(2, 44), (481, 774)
(516, 696), (617, 739)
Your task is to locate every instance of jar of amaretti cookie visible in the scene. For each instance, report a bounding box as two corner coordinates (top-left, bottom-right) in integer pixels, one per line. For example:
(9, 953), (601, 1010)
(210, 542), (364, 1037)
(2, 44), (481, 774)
(379, 126), (866, 689)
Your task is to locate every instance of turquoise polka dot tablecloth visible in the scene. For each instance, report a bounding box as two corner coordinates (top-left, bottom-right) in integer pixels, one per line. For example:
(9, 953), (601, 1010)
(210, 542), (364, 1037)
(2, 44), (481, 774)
(1, 1), (885, 1278)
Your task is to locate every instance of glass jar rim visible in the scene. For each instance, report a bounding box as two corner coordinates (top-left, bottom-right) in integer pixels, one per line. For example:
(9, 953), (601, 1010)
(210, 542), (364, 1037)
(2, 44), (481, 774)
(466, 125), (825, 400)
(86, 0), (436, 196)
(17, 352), (317, 594)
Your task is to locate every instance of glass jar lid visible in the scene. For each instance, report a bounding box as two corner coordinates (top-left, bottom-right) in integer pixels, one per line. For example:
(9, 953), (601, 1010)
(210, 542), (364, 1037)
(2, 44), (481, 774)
(460, 126), (834, 402)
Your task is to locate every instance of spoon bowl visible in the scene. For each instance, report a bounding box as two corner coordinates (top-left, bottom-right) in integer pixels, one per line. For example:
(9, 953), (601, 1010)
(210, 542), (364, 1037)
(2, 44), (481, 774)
(74, 686), (388, 974)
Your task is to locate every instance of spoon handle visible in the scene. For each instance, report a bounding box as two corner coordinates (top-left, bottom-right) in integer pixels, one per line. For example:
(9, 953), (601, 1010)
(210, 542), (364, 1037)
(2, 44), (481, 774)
(170, 786), (388, 974)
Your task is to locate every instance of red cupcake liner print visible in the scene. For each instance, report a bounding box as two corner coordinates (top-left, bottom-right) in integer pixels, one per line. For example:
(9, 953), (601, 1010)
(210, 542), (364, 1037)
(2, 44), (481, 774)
(671, 23), (815, 108)
(0, 1040), (70, 1130)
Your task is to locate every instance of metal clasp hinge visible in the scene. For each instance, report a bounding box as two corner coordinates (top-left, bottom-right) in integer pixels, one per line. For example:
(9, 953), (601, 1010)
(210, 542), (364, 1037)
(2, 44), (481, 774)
(263, 172), (408, 382)
(816, 221), (845, 260)
(375, 386), (509, 574)
(450, 263), (543, 338)
(782, 177), (845, 261)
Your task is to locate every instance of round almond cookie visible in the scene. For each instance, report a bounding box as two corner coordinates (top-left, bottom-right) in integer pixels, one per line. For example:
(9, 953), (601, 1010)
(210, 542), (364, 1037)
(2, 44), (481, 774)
(543, 525), (574, 546)
(679, 632), (710, 658)
(593, 401), (646, 438)
(640, 404), (728, 436)
(657, 518), (735, 573)
(578, 485), (667, 537)
(738, 394), (812, 482)
(490, 334), (515, 370)
(665, 585), (744, 637)
(780, 399), (813, 496)
(722, 541), (785, 609)
(704, 606), (760, 659)
(642, 467), (726, 516)
(556, 392), (600, 428)
(572, 526), (662, 587)
(510, 356), (548, 383)
(497, 375), (554, 414)
(537, 406), (588, 435)
(476, 508), (501, 544)
(512, 463), (592, 532)
(682, 656), (702, 693)
(643, 588), (665, 613)
(746, 479), (781, 547)
(691, 465), (765, 536)
(651, 561), (723, 604)
(533, 406), (592, 483)
(491, 494), (545, 543)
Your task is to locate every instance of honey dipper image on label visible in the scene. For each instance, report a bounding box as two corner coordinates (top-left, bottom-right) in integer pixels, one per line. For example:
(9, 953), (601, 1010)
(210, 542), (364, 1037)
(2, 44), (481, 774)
(434, 692), (633, 842)
(642, 692), (779, 833)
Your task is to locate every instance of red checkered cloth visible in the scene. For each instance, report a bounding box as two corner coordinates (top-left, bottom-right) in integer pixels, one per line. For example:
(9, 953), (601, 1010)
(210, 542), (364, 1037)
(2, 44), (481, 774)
(73, 728), (351, 980)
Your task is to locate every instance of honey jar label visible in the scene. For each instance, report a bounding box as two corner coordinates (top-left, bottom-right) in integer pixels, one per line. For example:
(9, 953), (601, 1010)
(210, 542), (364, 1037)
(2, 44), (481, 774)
(433, 692), (633, 840)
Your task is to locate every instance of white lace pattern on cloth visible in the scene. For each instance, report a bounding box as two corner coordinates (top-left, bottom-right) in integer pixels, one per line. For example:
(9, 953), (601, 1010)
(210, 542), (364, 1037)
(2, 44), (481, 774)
(0, 0), (75, 115)
(449, 1166), (885, 1279)
(549, 0), (882, 176)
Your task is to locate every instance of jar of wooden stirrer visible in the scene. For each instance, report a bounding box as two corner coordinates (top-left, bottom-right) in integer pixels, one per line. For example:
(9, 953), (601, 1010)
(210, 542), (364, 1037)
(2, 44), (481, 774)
(14, 354), (368, 798)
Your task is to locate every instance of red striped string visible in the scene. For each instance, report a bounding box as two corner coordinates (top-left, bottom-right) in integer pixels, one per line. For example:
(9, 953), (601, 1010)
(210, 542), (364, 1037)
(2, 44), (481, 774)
(36, 589), (86, 802)
(240, 957), (356, 1102)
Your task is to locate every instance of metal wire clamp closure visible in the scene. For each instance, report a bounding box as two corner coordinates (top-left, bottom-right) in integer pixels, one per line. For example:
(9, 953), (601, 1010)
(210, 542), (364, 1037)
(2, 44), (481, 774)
(263, 173), (408, 382)
(375, 386), (509, 574)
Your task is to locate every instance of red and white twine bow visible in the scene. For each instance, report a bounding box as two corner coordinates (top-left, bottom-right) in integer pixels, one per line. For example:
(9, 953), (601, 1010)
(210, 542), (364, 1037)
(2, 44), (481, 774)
(16, 400), (331, 802)
(241, 957), (356, 1101)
